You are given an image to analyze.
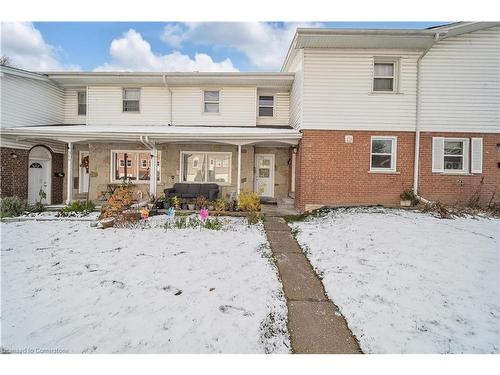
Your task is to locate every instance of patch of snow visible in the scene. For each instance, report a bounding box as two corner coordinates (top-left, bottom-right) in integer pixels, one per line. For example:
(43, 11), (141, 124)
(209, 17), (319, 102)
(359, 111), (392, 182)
(289, 207), (500, 354)
(1, 216), (290, 353)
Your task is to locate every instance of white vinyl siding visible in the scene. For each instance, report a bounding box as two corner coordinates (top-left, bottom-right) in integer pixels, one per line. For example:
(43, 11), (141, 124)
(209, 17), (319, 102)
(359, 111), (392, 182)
(172, 87), (256, 127)
(420, 26), (500, 133)
(63, 89), (86, 124)
(1, 73), (64, 128)
(87, 86), (170, 126)
(287, 49), (304, 129)
(256, 91), (290, 126)
(301, 48), (419, 131)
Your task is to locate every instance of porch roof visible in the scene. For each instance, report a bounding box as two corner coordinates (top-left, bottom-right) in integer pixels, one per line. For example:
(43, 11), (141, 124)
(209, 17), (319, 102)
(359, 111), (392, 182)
(2, 125), (302, 145)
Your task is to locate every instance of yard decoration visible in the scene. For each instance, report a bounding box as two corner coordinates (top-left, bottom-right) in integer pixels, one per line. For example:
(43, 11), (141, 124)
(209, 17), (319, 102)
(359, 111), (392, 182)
(140, 207), (150, 220)
(199, 208), (209, 222)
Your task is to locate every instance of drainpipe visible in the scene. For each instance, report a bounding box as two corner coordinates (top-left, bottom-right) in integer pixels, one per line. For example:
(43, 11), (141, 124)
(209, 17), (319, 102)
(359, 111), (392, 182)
(162, 74), (173, 126)
(413, 32), (444, 197)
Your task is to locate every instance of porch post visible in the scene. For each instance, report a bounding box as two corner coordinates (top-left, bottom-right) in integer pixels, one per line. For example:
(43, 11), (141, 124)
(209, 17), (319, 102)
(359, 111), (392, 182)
(149, 145), (158, 198)
(237, 144), (242, 196)
(66, 142), (73, 204)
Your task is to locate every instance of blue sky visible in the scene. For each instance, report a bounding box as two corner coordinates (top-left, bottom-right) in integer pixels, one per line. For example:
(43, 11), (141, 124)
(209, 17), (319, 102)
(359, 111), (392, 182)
(2, 22), (446, 72)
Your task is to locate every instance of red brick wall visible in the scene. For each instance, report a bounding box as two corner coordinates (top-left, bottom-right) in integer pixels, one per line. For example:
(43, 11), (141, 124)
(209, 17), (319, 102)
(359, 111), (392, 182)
(51, 152), (64, 204)
(0, 147), (29, 199)
(0, 146), (65, 204)
(295, 130), (415, 211)
(418, 132), (500, 206)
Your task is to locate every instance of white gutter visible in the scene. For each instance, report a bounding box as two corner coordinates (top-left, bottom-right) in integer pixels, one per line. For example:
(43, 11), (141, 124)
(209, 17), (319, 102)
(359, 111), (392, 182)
(162, 74), (173, 126)
(413, 31), (445, 196)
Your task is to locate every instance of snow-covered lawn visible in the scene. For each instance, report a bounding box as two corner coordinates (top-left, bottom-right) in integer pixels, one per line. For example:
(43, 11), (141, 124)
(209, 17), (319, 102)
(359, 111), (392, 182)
(289, 207), (500, 354)
(1, 216), (290, 353)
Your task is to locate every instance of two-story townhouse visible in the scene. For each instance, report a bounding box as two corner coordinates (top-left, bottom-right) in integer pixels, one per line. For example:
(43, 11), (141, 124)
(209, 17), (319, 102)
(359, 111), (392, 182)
(0, 68), (300, 205)
(1, 22), (499, 211)
(283, 22), (500, 211)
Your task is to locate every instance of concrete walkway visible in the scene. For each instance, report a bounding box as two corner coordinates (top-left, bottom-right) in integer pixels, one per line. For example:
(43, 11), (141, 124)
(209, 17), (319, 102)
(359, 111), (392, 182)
(264, 216), (362, 354)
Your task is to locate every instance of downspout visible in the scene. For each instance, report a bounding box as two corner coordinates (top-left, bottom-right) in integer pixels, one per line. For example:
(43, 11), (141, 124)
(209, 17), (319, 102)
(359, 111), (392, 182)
(162, 74), (173, 126)
(413, 32), (444, 197)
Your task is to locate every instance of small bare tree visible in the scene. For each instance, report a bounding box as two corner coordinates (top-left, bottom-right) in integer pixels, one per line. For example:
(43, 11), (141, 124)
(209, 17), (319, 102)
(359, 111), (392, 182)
(0, 55), (12, 66)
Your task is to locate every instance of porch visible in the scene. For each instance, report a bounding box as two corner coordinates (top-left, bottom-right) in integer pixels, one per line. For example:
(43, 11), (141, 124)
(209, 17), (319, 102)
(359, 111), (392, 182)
(2, 125), (301, 205)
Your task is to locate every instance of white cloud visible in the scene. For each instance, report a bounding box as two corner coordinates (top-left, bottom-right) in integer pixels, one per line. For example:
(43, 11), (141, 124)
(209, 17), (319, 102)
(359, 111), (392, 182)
(95, 29), (238, 72)
(161, 22), (323, 70)
(0, 22), (79, 71)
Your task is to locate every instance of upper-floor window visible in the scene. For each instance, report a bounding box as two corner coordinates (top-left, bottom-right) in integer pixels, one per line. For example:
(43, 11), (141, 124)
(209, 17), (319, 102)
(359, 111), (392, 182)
(373, 61), (397, 92)
(77, 91), (86, 115)
(123, 88), (140, 112)
(370, 136), (397, 172)
(203, 90), (219, 113)
(258, 95), (274, 117)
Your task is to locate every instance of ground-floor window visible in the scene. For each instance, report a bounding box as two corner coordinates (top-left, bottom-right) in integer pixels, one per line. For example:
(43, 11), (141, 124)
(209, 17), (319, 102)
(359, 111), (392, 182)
(443, 139), (466, 172)
(180, 151), (231, 184)
(370, 136), (397, 172)
(111, 150), (160, 183)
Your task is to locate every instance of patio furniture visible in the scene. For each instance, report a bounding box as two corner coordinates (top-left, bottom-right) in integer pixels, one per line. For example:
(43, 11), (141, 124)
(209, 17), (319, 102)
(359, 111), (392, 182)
(164, 183), (219, 201)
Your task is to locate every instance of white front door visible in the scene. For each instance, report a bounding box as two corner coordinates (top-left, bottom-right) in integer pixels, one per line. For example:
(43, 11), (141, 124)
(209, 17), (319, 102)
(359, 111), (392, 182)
(28, 159), (50, 204)
(254, 154), (275, 197)
(79, 151), (90, 194)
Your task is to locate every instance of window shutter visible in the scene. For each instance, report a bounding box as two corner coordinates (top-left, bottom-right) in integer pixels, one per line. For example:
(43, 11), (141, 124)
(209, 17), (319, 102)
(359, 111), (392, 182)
(432, 137), (445, 173)
(471, 138), (483, 173)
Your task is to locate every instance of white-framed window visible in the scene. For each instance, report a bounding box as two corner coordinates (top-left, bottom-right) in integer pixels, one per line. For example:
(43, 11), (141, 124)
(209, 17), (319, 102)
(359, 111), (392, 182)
(180, 151), (231, 184)
(258, 95), (274, 117)
(370, 136), (397, 172)
(111, 150), (160, 183)
(77, 91), (86, 115)
(203, 90), (220, 113)
(373, 60), (398, 92)
(123, 88), (140, 112)
(432, 137), (477, 174)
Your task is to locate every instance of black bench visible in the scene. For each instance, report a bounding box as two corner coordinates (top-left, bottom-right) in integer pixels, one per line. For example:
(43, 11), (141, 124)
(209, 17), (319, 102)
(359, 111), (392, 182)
(164, 183), (219, 201)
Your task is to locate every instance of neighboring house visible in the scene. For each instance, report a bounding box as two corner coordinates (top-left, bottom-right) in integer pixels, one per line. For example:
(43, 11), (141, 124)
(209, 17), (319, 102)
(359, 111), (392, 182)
(1, 22), (499, 211)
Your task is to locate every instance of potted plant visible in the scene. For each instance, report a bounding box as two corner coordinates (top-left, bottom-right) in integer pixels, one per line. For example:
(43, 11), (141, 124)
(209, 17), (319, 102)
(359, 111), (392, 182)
(207, 201), (215, 211)
(194, 195), (208, 210)
(400, 190), (416, 207)
(155, 197), (165, 209)
(187, 200), (195, 210)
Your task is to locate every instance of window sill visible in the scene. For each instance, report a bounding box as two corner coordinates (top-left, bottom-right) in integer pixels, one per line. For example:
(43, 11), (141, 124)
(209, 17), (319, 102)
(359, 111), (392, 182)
(368, 170), (400, 175)
(436, 172), (473, 176)
(369, 91), (402, 95)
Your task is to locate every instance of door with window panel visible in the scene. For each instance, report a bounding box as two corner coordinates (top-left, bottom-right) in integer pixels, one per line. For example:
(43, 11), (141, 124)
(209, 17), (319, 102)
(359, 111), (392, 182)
(254, 154), (275, 197)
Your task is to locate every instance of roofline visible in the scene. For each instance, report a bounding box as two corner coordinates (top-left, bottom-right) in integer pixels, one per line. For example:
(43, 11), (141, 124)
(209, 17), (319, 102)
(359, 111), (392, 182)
(281, 21), (500, 72)
(43, 71), (295, 78)
(0, 65), (51, 82)
(294, 27), (440, 36)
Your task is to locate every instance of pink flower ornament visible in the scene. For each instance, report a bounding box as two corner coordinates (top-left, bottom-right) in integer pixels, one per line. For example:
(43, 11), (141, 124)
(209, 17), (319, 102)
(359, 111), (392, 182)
(199, 208), (209, 223)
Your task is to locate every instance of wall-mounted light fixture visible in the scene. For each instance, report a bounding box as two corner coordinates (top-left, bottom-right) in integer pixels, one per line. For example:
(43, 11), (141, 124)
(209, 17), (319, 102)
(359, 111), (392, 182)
(10, 152), (18, 159)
